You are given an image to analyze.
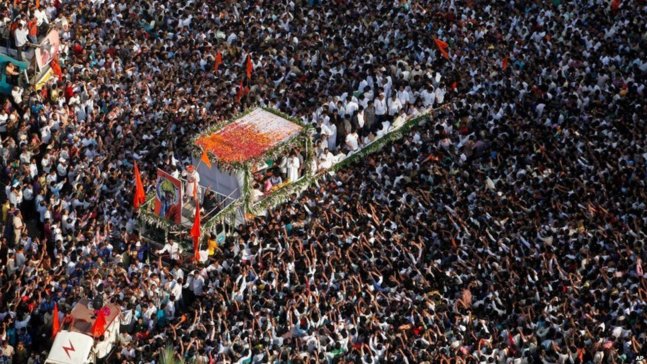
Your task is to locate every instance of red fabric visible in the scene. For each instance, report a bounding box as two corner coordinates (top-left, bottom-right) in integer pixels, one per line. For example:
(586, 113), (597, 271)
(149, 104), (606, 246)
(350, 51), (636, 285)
(200, 150), (212, 169)
(28, 19), (38, 37)
(245, 54), (253, 79)
(450, 82), (458, 91)
(64, 85), (74, 100)
(214, 51), (222, 73)
(502, 57), (509, 71)
(52, 303), (60, 338)
(72, 44), (84, 55)
(434, 38), (450, 60)
(191, 200), (201, 262)
(235, 80), (244, 103)
(91, 309), (107, 338)
(51, 58), (63, 81)
(611, 0), (620, 12)
(133, 162), (146, 209)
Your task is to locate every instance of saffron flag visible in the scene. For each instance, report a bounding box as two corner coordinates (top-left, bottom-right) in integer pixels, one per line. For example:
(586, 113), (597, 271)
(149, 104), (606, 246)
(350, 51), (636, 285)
(52, 303), (60, 338)
(51, 57), (63, 81)
(36, 0), (40, 8)
(434, 38), (450, 60)
(611, 0), (620, 12)
(133, 162), (146, 209)
(502, 57), (509, 71)
(191, 200), (201, 262)
(245, 54), (253, 79)
(91, 309), (107, 338)
(235, 80), (244, 103)
(200, 150), (212, 169)
(214, 51), (222, 73)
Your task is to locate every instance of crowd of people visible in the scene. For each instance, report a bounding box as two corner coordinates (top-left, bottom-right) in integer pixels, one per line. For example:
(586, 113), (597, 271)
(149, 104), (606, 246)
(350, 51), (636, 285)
(0, 0), (645, 363)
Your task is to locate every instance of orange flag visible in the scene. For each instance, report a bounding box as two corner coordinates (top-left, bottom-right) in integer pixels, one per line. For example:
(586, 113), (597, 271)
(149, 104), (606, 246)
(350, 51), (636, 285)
(434, 38), (449, 60)
(91, 309), (107, 338)
(51, 57), (63, 81)
(245, 54), (253, 79)
(52, 303), (60, 338)
(133, 162), (146, 209)
(36, 0), (40, 8)
(235, 80), (244, 103)
(214, 51), (222, 73)
(611, 0), (620, 11)
(200, 150), (212, 169)
(191, 200), (201, 262)
(502, 57), (509, 71)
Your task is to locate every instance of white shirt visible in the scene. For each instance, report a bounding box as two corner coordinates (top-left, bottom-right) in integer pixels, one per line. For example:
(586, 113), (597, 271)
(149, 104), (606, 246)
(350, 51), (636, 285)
(345, 133), (359, 152)
(345, 100), (359, 116)
(14, 27), (28, 47)
(35, 9), (49, 26)
(157, 242), (181, 261)
(388, 98), (402, 116)
(374, 98), (387, 116)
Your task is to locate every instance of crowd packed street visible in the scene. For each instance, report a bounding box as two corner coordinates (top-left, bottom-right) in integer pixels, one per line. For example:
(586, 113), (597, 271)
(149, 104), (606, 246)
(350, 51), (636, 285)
(0, 0), (645, 363)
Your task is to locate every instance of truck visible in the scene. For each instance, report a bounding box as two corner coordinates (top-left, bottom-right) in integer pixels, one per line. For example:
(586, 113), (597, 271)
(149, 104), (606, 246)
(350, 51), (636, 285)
(46, 299), (121, 364)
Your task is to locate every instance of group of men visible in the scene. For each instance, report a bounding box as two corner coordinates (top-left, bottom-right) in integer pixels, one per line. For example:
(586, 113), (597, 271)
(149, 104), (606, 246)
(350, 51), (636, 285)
(0, 0), (644, 363)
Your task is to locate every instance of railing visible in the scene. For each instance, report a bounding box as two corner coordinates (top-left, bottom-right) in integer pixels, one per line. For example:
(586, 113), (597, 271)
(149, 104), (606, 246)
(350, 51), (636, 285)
(176, 177), (240, 222)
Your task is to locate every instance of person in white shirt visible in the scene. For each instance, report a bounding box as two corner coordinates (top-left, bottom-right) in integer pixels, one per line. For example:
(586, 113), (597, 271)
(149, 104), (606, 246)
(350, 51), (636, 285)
(156, 240), (182, 261)
(396, 86), (411, 107)
(387, 95), (402, 118)
(374, 93), (387, 125)
(317, 148), (335, 171)
(434, 86), (446, 104)
(345, 131), (359, 152)
(345, 97), (359, 117)
(35, 6), (50, 30)
(11, 86), (23, 106)
(420, 86), (436, 108)
(392, 110), (408, 130)
(185, 165), (200, 201)
(321, 118), (337, 152)
(14, 22), (29, 60)
(286, 151), (301, 182)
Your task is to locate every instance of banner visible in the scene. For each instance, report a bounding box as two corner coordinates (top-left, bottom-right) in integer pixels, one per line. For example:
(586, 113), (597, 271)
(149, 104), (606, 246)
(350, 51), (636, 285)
(35, 29), (61, 72)
(34, 68), (54, 90)
(154, 169), (183, 224)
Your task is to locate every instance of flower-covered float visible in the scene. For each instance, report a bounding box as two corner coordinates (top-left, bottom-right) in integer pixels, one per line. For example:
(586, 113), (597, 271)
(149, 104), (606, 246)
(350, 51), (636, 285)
(139, 108), (314, 245)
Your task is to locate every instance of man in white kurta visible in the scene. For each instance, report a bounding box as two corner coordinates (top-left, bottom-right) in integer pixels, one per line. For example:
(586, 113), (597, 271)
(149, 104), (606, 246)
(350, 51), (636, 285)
(286, 153), (301, 182)
(185, 165), (200, 201)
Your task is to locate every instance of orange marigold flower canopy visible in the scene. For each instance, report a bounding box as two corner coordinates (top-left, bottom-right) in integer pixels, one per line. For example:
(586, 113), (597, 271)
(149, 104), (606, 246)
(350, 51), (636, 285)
(196, 109), (303, 164)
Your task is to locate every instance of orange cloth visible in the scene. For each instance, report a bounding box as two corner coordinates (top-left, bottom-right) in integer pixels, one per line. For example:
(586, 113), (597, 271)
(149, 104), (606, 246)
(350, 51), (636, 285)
(191, 200), (201, 262)
(133, 162), (146, 209)
(200, 150), (212, 169)
(434, 38), (449, 60)
(52, 303), (60, 338)
(28, 19), (38, 37)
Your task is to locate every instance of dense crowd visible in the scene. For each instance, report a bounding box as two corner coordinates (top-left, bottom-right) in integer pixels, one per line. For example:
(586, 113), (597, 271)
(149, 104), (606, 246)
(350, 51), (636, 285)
(0, 0), (645, 363)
